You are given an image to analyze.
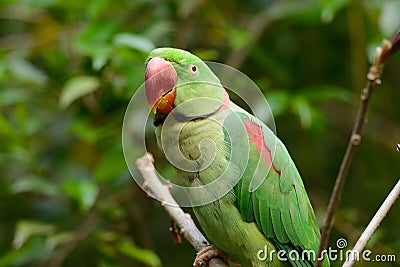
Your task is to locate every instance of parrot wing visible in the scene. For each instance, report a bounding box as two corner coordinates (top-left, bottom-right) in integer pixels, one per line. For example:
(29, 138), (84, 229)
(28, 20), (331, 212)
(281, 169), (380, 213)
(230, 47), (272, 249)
(222, 110), (329, 267)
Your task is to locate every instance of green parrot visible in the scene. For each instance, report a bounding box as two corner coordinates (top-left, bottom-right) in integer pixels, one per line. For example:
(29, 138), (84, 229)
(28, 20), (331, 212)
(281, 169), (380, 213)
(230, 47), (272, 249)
(145, 48), (329, 267)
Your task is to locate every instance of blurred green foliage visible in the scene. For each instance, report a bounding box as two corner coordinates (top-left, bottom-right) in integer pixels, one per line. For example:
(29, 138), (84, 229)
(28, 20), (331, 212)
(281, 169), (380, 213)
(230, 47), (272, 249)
(0, 0), (399, 266)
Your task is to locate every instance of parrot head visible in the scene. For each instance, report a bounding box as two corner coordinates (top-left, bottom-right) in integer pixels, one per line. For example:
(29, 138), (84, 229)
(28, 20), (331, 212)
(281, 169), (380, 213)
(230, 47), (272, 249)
(145, 48), (227, 123)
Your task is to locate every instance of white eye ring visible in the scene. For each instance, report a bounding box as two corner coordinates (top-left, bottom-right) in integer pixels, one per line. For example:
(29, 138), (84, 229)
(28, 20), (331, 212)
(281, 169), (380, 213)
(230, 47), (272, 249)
(189, 64), (198, 75)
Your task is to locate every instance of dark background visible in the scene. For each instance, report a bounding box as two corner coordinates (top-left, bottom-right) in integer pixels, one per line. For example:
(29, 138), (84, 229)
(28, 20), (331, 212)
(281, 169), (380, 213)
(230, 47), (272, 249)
(0, 0), (399, 266)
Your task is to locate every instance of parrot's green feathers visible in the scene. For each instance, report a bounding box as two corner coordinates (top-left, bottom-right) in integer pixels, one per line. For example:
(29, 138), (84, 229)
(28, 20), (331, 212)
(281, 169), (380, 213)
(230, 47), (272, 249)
(224, 112), (329, 266)
(146, 48), (330, 267)
(146, 47), (203, 64)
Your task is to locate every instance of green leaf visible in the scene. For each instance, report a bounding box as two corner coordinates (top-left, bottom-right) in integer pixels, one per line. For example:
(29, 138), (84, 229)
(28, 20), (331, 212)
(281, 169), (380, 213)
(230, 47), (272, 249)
(87, 0), (112, 18)
(14, 103), (44, 135)
(59, 76), (100, 108)
(94, 144), (127, 183)
(227, 27), (251, 50)
(25, 0), (58, 8)
(94, 231), (162, 267)
(0, 237), (49, 267)
(113, 33), (155, 53)
(98, 259), (123, 267)
(266, 91), (291, 117)
(11, 175), (59, 196)
(46, 232), (73, 250)
(0, 88), (31, 107)
(76, 21), (117, 69)
(293, 97), (312, 128)
(267, 1), (320, 21)
(116, 239), (162, 267)
(12, 220), (54, 249)
(8, 57), (47, 85)
(71, 118), (114, 143)
(318, 0), (349, 23)
(62, 179), (99, 212)
(0, 114), (15, 137)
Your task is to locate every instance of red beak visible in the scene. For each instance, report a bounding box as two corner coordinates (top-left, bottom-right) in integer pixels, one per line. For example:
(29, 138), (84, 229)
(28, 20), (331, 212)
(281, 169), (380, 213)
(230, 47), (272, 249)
(145, 57), (177, 112)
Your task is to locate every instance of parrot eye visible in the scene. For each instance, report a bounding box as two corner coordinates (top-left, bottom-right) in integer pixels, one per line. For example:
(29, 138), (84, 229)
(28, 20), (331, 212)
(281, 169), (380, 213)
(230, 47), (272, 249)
(189, 64), (198, 76)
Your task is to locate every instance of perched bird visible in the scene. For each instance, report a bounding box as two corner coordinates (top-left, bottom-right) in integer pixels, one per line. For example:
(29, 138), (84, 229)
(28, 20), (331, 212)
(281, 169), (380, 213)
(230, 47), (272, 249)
(145, 48), (329, 267)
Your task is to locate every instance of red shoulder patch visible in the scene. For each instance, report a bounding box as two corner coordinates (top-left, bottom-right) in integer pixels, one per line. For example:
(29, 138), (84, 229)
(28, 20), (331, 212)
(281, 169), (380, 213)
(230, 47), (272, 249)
(243, 118), (280, 175)
(217, 87), (230, 112)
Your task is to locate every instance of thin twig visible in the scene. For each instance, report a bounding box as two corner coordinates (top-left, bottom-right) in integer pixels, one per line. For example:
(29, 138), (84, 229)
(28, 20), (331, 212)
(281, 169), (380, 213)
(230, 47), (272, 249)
(135, 153), (229, 267)
(342, 179), (400, 267)
(316, 30), (400, 267)
(315, 52), (378, 266)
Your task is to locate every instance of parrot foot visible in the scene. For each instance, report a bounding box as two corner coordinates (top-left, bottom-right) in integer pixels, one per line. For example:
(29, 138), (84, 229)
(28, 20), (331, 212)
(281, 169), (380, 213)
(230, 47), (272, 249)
(193, 245), (238, 267)
(169, 219), (182, 245)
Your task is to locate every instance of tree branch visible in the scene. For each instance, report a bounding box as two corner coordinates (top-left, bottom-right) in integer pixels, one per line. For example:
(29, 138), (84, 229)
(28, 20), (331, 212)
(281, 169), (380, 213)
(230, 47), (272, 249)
(316, 30), (400, 267)
(342, 179), (400, 267)
(135, 153), (229, 267)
